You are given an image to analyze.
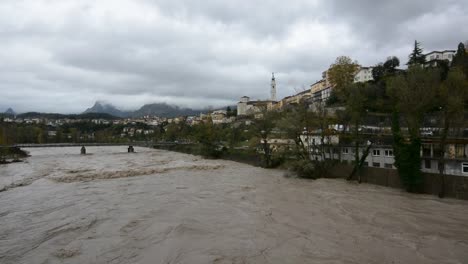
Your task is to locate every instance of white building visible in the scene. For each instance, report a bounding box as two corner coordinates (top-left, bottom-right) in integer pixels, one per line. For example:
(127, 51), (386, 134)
(354, 67), (374, 83)
(237, 96), (251, 116)
(424, 50), (456, 67)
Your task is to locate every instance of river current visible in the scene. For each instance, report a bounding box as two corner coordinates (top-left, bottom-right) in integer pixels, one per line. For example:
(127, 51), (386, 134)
(0, 146), (467, 263)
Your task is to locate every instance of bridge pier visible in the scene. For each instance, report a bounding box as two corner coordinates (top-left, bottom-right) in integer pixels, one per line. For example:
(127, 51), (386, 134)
(128, 145), (135, 153)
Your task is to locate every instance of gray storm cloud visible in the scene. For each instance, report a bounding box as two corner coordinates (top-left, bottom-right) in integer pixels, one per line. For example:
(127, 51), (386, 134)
(0, 0), (466, 113)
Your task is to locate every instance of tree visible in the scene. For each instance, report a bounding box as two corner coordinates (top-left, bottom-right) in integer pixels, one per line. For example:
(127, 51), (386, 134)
(436, 69), (467, 197)
(253, 109), (279, 167)
(452, 42), (468, 77)
(372, 63), (386, 82)
(407, 40), (426, 66)
(373, 56), (400, 83)
(387, 67), (440, 192)
(327, 56), (360, 101)
(388, 67), (439, 137)
(276, 101), (312, 160)
(345, 83), (369, 183)
(277, 101), (335, 178)
(195, 117), (222, 158)
(383, 56), (400, 73)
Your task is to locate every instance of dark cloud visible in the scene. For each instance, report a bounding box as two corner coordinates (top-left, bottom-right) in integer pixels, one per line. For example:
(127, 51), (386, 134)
(0, 0), (466, 113)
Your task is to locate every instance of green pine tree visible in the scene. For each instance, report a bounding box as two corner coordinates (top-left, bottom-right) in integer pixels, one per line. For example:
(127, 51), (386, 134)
(451, 42), (468, 78)
(407, 40), (426, 66)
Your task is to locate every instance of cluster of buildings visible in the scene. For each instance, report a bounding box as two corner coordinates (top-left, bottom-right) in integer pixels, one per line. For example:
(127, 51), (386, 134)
(238, 48), (467, 177)
(237, 49), (458, 117)
(121, 127), (155, 138)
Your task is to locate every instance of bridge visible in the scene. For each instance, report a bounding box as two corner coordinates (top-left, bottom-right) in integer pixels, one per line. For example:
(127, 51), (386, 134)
(11, 142), (152, 148)
(2, 142), (192, 149)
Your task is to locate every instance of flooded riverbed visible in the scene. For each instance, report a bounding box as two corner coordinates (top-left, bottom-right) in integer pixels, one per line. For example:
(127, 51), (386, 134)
(1, 147), (467, 264)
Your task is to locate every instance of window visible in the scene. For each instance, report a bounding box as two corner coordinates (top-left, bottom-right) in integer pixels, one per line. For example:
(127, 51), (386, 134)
(422, 144), (431, 157)
(363, 162), (369, 167)
(433, 145), (443, 158)
(342, 148), (349, 154)
(456, 145), (465, 158)
(373, 162), (381, 168)
(373, 149), (381, 156)
(462, 163), (468, 174)
(385, 150), (393, 157)
(384, 163), (393, 169)
(425, 159), (431, 169)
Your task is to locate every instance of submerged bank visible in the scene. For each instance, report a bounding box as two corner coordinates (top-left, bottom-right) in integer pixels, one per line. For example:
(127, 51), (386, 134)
(0, 146), (468, 264)
(156, 144), (468, 200)
(154, 143), (264, 167)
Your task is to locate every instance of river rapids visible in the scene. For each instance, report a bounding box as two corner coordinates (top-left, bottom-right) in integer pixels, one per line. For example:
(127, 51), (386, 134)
(0, 147), (467, 263)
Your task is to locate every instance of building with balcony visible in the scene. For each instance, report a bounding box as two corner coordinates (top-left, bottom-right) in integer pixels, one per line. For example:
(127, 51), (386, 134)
(424, 50), (456, 67)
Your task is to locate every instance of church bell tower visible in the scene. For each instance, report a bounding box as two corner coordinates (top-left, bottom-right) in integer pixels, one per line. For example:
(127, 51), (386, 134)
(270, 72), (277, 101)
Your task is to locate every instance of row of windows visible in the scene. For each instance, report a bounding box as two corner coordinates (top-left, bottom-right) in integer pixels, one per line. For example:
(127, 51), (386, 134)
(361, 160), (468, 173)
(350, 157), (468, 174)
(425, 160), (468, 174)
(362, 161), (393, 168)
(429, 54), (453, 60)
(373, 149), (393, 157)
(341, 148), (393, 157)
(422, 144), (466, 158)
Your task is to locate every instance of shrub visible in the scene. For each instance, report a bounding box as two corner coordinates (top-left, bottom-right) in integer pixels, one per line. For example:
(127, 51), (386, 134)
(285, 159), (335, 179)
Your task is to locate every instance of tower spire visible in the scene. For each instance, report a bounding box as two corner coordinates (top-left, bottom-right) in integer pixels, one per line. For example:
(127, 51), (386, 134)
(270, 72), (277, 101)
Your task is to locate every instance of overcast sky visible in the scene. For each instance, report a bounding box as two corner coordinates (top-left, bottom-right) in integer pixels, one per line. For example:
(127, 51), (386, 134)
(1, 0), (467, 113)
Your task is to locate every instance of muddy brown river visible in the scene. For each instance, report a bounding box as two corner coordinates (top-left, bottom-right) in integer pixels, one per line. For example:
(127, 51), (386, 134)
(0, 147), (467, 263)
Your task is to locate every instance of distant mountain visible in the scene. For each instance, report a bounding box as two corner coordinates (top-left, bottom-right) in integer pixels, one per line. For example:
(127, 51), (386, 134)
(131, 103), (201, 118)
(82, 101), (204, 118)
(4, 108), (16, 115)
(17, 112), (120, 120)
(83, 101), (129, 118)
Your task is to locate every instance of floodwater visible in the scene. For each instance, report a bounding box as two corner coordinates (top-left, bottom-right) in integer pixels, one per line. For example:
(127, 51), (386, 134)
(1, 147), (468, 264)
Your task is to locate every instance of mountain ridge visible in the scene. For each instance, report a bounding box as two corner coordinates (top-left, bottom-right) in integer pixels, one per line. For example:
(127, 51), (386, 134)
(82, 101), (207, 118)
(4, 108), (16, 115)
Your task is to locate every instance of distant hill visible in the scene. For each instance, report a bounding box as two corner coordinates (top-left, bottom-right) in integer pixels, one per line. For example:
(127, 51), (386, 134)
(131, 103), (201, 118)
(4, 108), (16, 115)
(17, 112), (120, 120)
(82, 101), (204, 118)
(83, 101), (129, 118)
